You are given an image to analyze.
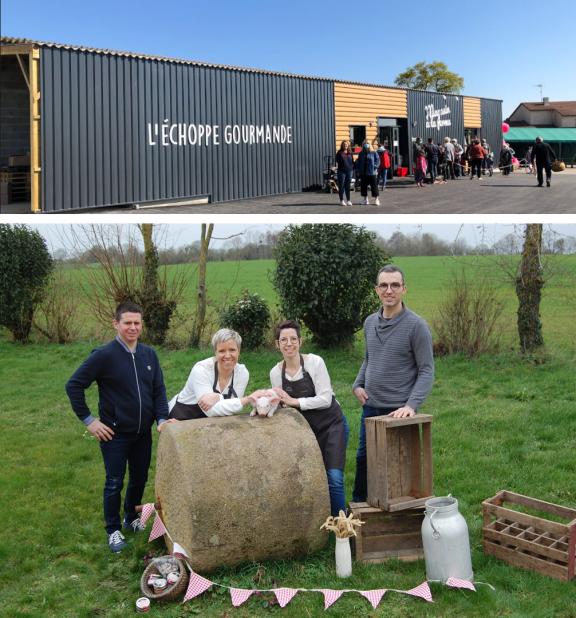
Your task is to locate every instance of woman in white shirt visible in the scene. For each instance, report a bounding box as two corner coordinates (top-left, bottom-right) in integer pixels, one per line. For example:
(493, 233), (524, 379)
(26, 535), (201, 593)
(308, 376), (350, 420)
(270, 320), (349, 515)
(169, 329), (257, 419)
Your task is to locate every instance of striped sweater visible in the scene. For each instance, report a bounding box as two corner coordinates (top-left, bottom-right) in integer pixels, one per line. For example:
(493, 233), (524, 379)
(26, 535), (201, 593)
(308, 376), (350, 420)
(353, 305), (434, 410)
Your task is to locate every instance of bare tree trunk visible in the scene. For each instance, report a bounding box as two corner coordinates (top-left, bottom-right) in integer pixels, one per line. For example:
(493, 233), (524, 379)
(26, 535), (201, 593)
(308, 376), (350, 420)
(139, 223), (158, 299)
(190, 223), (214, 347)
(516, 224), (544, 352)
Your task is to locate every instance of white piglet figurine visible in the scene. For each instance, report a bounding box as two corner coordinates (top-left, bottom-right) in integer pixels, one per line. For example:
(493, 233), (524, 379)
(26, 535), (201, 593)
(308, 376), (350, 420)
(249, 388), (281, 417)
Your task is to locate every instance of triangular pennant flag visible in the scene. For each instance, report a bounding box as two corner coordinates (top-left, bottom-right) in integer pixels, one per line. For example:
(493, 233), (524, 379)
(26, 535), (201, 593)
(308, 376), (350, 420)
(321, 589), (344, 610)
(230, 588), (254, 607)
(171, 542), (190, 559)
(446, 577), (476, 591)
(360, 589), (386, 609)
(273, 587), (298, 608)
(139, 503), (155, 527)
(148, 513), (168, 542)
(183, 571), (213, 602)
(406, 581), (433, 603)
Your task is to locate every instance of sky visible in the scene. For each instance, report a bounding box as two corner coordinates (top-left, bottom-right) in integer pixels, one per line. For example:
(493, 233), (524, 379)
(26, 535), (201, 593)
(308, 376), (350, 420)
(29, 223), (576, 254)
(2, 0), (575, 119)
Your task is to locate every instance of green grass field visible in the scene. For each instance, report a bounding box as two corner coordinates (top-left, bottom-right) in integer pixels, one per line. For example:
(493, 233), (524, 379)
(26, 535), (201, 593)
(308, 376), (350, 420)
(1, 256), (575, 617)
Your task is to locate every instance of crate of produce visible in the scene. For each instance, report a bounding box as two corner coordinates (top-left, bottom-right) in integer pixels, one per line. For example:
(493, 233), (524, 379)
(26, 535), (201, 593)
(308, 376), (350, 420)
(349, 501), (424, 563)
(482, 490), (576, 581)
(366, 414), (433, 511)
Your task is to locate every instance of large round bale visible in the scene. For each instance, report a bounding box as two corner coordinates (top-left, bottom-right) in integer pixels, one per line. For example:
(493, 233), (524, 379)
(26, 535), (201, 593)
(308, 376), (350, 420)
(155, 408), (330, 572)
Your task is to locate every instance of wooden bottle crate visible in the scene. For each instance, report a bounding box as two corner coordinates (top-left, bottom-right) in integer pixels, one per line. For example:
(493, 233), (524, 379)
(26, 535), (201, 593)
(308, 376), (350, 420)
(349, 501), (424, 563)
(366, 414), (433, 511)
(482, 490), (576, 581)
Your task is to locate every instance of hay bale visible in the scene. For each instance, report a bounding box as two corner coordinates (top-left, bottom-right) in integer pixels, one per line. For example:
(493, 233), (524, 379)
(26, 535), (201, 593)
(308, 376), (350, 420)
(552, 160), (565, 172)
(155, 408), (330, 572)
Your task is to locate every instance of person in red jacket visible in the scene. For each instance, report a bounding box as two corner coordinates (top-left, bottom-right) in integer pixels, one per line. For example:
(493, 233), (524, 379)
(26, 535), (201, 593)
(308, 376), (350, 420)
(468, 139), (485, 180)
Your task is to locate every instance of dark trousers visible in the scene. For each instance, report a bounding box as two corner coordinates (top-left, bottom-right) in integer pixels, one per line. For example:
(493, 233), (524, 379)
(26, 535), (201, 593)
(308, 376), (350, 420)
(352, 404), (397, 502)
(428, 159), (438, 181)
(100, 432), (152, 534)
(471, 159), (482, 178)
(360, 175), (379, 197)
(445, 161), (455, 179)
(536, 162), (552, 186)
(337, 170), (352, 201)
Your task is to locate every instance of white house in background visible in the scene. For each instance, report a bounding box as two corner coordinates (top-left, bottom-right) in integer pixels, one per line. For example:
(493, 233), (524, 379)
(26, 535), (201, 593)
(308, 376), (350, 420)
(506, 99), (576, 128)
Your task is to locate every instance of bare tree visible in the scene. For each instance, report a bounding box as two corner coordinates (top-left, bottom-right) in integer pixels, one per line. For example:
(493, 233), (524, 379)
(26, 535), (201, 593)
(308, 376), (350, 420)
(516, 224), (544, 352)
(189, 224), (214, 347)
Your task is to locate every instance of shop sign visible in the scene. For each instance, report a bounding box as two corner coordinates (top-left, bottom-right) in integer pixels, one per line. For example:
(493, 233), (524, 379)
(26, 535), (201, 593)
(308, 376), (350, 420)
(424, 104), (451, 130)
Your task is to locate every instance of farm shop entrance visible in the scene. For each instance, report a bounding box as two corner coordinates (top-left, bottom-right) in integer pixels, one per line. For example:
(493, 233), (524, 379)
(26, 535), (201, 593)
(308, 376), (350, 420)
(377, 117), (409, 175)
(0, 43), (40, 212)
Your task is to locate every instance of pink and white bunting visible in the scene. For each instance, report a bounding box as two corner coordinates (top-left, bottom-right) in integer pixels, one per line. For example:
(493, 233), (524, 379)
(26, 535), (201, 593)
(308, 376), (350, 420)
(183, 571), (213, 602)
(360, 589), (387, 609)
(148, 513), (168, 542)
(273, 587), (298, 608)
(406, 581), (433, 603)
(230, 588), (254, 607)
(139, 502), (155, 527)
(171, 541), (190, 560)
(446, 577), (476, 591)
(321, 589), (344, 610)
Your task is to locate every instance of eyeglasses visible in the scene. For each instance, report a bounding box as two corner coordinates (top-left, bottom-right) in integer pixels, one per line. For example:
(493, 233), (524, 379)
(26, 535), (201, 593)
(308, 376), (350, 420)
(278, 336), (299, 345)
(376, 282), (403, 291)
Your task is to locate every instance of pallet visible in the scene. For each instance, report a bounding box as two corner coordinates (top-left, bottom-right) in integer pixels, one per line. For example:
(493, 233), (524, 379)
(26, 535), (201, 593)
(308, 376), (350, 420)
(482, 490), (576, 581)
(366, 414), (433, 511)
(349, 501), (424, 563)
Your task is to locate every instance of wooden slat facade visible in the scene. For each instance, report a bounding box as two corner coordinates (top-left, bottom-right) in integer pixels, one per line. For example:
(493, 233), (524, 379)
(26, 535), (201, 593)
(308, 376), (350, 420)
(334, 82), (407, 148)
(463, 96), (482, 128)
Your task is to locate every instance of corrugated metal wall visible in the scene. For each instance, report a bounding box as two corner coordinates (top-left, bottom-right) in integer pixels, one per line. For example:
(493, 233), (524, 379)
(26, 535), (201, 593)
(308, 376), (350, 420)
(40, 48), (335, 210)
(407, 91), (465, 170)
(481, 98), (503, 164)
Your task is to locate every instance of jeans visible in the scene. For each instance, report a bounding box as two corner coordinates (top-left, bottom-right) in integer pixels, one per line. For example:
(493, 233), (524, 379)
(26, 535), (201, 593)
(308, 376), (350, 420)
(100, 432), (152, 534)
(326, 415), (349, 515)
(445, 161), (455, 180)
(378, 168), (388, 189)
(428, 159), (438, 182)
(352, 404), (397, 502)
(337, 170), (352, 201)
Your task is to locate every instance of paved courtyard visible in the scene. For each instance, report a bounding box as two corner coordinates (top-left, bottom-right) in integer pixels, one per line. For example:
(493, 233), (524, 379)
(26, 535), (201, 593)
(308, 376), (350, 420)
(1, 168), (575, 215)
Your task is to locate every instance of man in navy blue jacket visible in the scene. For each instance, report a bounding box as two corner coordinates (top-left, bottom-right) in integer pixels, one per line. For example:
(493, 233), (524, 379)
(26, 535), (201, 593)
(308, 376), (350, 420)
(66, 301), (173, 552)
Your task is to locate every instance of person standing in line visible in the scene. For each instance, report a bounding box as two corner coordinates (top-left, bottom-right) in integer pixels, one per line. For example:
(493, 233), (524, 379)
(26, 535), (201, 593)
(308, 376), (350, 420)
(424, 137), (440, 184)
(65, 302), (176, 553)
(413, 138), (427, 188)
(335, 140), (354, 206)
(499, 143), (513, 176)
(355, 141), (380, 205)
(351, 265), (434, 502)
(377, 142), (392, 190)
(468, 139), (485, 180)
(530, 136), (557, 188)
(443, 137), (456, 180)
(452, 139), (464, 178)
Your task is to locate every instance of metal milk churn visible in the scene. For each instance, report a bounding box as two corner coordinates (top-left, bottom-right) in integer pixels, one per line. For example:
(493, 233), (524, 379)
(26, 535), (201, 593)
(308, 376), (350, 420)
(421, 496), (473, 581)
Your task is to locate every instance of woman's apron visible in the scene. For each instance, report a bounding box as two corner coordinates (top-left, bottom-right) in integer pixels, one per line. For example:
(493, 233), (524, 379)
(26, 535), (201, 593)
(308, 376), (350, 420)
(282, 355), (346, 470)
(169, 363), (237, 420)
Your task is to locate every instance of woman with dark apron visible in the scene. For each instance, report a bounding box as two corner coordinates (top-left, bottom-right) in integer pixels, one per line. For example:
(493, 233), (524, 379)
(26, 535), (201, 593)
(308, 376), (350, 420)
(270, 320), (349, 515)
(168, 329), (256, 419)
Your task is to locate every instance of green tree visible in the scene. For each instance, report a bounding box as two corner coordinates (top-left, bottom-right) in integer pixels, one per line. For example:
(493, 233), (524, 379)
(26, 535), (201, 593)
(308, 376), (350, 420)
(0, 224), (54, 342)
(394, 61), (464, 93)
(220, 290), (271, 350)
(273, 225), (388, 347)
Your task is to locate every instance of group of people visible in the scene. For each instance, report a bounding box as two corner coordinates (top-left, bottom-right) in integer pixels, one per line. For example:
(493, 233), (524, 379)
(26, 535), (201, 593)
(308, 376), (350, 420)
(66, 265), (435, 554)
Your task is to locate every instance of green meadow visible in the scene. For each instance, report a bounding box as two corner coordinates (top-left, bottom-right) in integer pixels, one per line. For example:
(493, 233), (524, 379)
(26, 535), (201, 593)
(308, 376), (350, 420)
(1, 255), (575, 617)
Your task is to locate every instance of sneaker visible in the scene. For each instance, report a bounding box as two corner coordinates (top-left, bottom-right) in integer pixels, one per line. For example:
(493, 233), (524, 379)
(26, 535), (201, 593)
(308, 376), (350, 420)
(346, 201), (353, 206)
(123, 517), (145, 533)
(361, 197), (369, 205)
(340, 200), (347, 206)
(374, 197), (381, 206)
(108, 530), (127, 553)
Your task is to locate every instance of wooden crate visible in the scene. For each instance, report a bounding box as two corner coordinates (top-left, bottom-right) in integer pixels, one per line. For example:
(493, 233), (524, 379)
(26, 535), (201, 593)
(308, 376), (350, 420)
(366, 414), (433, 511)
(349, 501), (424, 563)
(482, 490), (576, 581)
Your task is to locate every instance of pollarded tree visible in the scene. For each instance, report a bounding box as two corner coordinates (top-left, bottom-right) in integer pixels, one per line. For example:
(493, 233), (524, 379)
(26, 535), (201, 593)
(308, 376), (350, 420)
(0, 224), (54, 342)
(273, 225), (388, 347)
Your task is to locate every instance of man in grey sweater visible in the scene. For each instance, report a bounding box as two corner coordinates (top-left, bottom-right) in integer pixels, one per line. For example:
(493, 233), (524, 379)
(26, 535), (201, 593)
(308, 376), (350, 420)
(352, 265), (434, 502)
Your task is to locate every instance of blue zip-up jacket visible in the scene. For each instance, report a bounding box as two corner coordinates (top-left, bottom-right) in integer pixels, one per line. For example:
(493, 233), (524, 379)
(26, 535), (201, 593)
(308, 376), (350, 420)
(65, 338), (169, 434)
(355, 150), (380, 176)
